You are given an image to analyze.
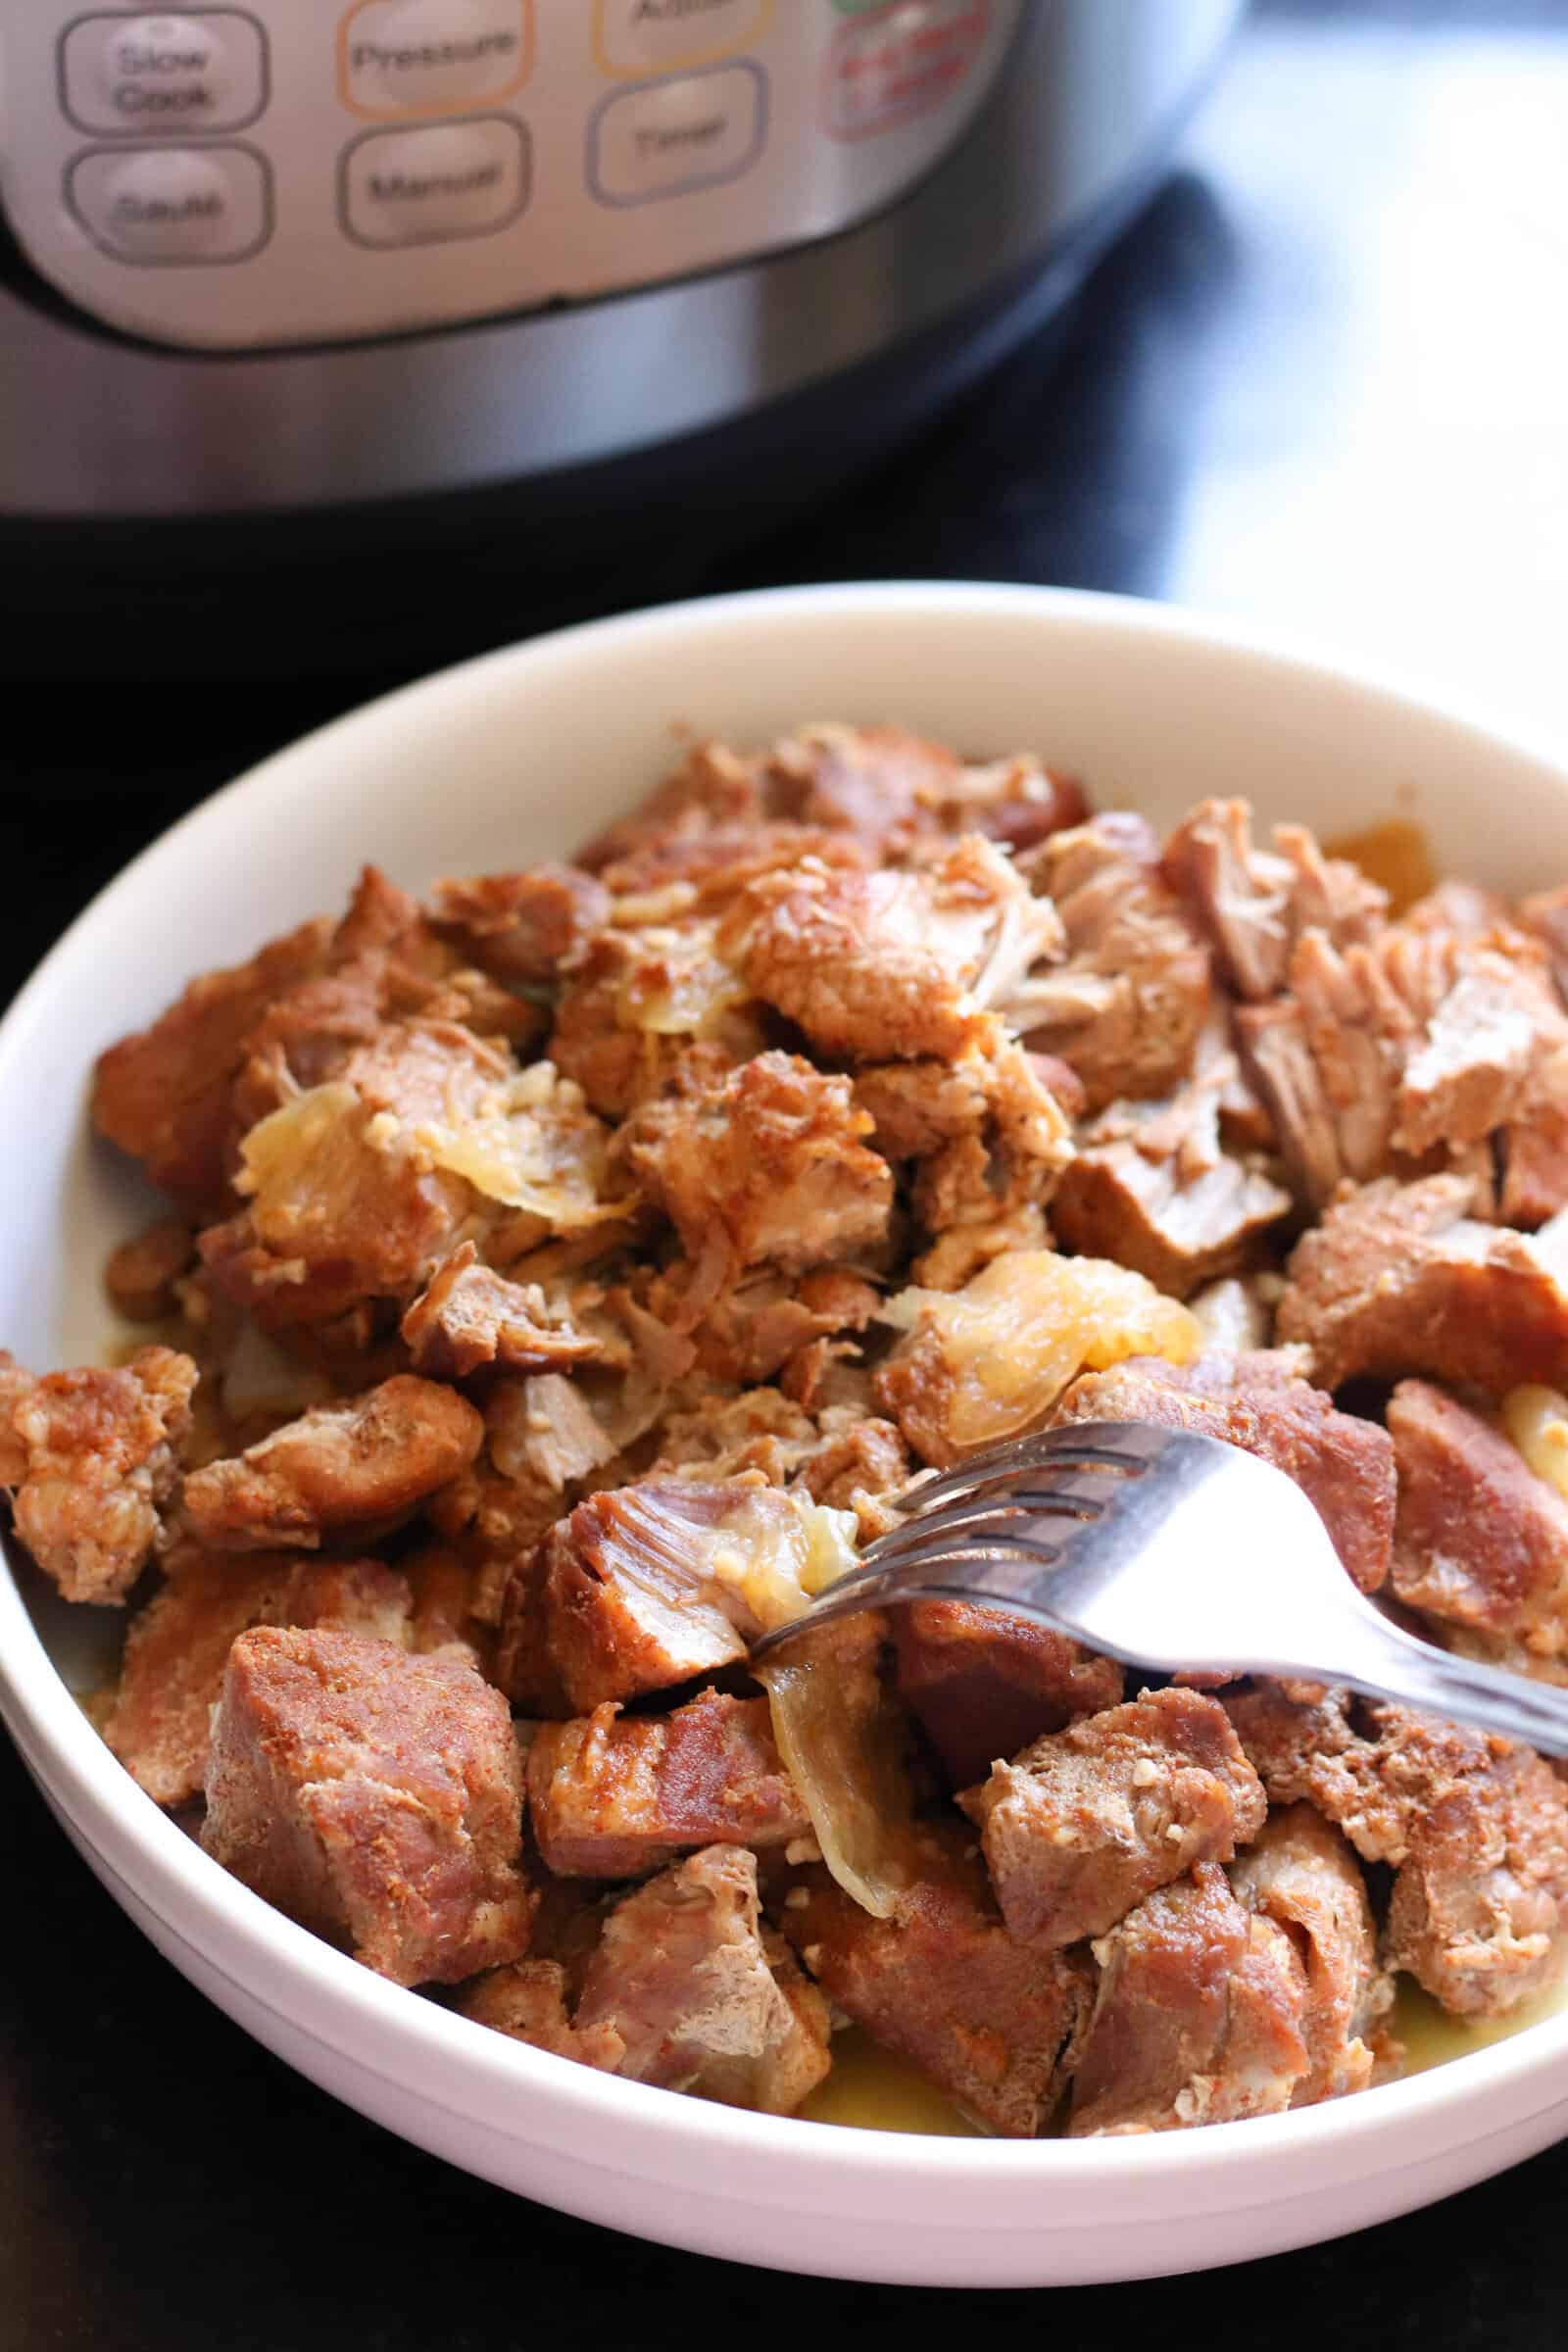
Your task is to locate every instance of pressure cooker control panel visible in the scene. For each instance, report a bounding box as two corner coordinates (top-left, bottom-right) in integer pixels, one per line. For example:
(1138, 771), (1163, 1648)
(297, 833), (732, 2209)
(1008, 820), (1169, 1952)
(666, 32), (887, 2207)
(0, 1), (1021, 349)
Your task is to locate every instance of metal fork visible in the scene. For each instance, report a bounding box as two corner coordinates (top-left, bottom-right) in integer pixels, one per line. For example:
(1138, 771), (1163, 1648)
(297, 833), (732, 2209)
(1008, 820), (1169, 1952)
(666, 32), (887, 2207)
(752, 1422), (1568, 1755)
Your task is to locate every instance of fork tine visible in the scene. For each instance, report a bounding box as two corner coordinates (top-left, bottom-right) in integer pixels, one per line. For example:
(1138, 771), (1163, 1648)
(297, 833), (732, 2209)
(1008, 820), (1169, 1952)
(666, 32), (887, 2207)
(870, 1487), (1108, 1557)
(892, 1433), (1151, 1513)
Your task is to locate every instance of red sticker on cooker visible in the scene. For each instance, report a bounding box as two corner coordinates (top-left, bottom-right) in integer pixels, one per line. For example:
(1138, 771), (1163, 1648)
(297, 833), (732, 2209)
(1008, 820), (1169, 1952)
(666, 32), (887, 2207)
(822, 0), (991, 142)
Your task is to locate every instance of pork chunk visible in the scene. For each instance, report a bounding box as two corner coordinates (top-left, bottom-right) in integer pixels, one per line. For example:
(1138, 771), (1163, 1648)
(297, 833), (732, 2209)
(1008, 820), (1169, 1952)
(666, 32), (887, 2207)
(572, 1845), (831, 2112)
(1054, 1350), (1396, 1592)
(779, 1821), (1091, 2137)
(92, 915), (331, 1209)
(619, 1051), (894, 1309)
(1050, 1052), (1292, 1297)
(960, 1688), (1266, 1946)
(1017, 814), (1211, 1110)
(5, 1347), (196, 1603)
(1067, 1863), (1310, 2135)
(202, 1626), (533, 1985)
(105, 1219), (197, 1323)
(1225, 1685), (1568, 2014)
(1162, 798), (1385, 1000)
(1276, 1173), (1568, 1394)
(1230, 1803), (1392, 2104)
(432, 865), (611, 986)
(105, 1550), (412, 1807)
(182, 1375), (484, 1551)
(1389, 1380), (1568, 1669)
(891, 1601), (1123, 1788)
(457, 1958), (627, 2073)
(728, 838), (1061, 1064)
(766, 721), (1087, 859)
(527, 1692), (808, 1878)
(400, 1243), (601, 1380)
(498, 1478), (858, 1713)
(854, 1030), (1073, 1239)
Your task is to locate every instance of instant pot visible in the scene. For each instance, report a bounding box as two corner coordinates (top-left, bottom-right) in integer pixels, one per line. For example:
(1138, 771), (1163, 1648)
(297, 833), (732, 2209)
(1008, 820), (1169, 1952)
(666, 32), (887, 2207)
(0, 1), (1246, 673)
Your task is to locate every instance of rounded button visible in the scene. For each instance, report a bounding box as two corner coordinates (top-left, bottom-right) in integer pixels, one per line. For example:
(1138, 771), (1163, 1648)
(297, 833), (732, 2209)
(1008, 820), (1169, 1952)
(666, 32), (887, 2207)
(589, 63), (766, 206)
(341, 118), (530, 246)
(592, 0), (774, 79)
(61, 12), (270, 137)
(339, 0), (533, 119)
(68, 143), (271, 265)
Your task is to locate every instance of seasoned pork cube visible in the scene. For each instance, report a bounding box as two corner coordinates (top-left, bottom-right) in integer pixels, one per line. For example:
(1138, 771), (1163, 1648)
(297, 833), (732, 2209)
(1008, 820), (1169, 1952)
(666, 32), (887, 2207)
(1016, 814), (1211, 1110)
(573, 1846), (831, 2112)
(105, 1218), (197, 1322)
(1276, 1173), (1568, 1393)
(853, 1032), (1073, 1239)
(182, 1375), (483, 1550)
(727, 838), (1061, 1065)
(1226, 1684), (1568, 2015)
(1050, 1043), (1291, 1298)
(1388, 1379), (1568, 1671)
(1230, 1803), (1393, 2105)
(400, 1243), (600, 1380)
(105, 1550), (412, 1807)
(92, 915), (331, 1210)
(498, 1477), (857, 1713)
(458, 1959), (627, 2072)
(528, 1692), (808, 1878)
(3, 1347), (196, 1604)
(1067, 1862), (1309, 2135)
(779, 1820), (1092, 2138)
(766, 721), (1087, 858)
(891, 1601), (1123, 1788)
(432, 865), (611, 986)
(202, 1626), (533, 1985)
(1162, 798), (1385, 1001)
(1054, 1349), (1396, 1593)
(959, 1688), (1266, 1947)
(619, 1051), (894, 1299)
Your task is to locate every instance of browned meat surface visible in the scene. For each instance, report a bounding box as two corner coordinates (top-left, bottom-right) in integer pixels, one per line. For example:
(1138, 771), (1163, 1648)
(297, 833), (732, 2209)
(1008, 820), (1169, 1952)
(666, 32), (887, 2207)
(1067, 1862), (1310, 2135)
(1017, 814), (1211, 1110)
(3, 1347), (196, 1603)
(432, 865), (612, 985)
(1276, 1173), (1568, 1393)
(570, 1845), (831, 2112)
(1162, 798), (1386, 1000)
(527, 1692), (808, 1878)
(1225, 1685), (1568, 2013)
(400, 1243), (601, 1379)
(854, 1031), (1072, 1240)
(960, 1688), (1266, 1946)
(105, 1550), (413, 1806)
(1389, 1380), (1568, 1669)
(1230, 1802), (1392, 2104)
(92, 916), (332, 1209)
(1051, 1050), (1292, 1297)
(727, 837), (1060, 1065)
(765, 721), (1087, 859)
(1054, 1349), (1396, 1592)
(779, 1821), (1092, 2137)
(892, 1601), (1124, 1789)
(183, 1376), (483, 1551)
(457, 1958), (627, 2072)
(105, 1218), (197, 1322)
(202, 1626), (533, 1985)
(498, 1478), (853, 1712)
(619, 1051), (894, 1313)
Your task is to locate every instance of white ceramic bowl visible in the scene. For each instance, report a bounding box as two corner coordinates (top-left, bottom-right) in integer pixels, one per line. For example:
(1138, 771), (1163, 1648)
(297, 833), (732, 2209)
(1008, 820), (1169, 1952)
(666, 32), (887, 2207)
(4, 584), (1568, 2288)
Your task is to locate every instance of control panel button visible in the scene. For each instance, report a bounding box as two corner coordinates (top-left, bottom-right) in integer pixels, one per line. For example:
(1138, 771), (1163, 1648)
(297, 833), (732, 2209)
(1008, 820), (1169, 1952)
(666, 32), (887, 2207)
(592, 0), (773, 78)
(339, 0), (532, 119)
(588, 63), (765, 206)
(341, 117), (529, 245)
(60, 11), (269, 137)
(823, 0), (990, 140)
(67, 141), (271, 264)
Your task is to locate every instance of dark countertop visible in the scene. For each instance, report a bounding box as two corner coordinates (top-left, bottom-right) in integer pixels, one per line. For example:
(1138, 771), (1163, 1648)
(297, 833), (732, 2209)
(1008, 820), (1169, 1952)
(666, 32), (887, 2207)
(7, 2), (1568, 2338)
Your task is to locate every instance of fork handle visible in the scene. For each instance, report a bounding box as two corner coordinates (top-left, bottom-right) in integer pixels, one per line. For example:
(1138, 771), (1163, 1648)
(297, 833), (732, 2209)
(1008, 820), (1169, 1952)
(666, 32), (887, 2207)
(1295, 1610), (1568, 1758)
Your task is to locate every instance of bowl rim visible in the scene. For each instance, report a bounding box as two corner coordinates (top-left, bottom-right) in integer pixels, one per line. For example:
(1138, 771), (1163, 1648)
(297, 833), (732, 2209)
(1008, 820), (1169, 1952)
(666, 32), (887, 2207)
(5, 576), (1568, 2205)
